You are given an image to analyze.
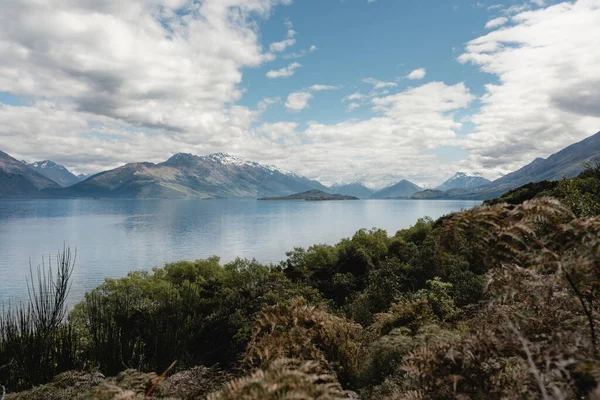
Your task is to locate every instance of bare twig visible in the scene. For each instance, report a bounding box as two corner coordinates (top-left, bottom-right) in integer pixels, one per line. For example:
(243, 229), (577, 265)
(145, 360), (177, 400)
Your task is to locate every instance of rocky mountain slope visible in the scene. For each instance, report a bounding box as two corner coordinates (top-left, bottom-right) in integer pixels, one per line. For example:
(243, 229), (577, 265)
(436, 172), (490, 191)
(371, 180), (422, 199)
(22, 160), (81, 187)
(50, 153), (328, 199)
(0, 151), (61, 197)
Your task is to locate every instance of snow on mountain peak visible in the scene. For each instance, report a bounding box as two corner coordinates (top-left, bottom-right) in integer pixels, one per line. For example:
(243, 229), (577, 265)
(29, 160), (63, 170)
(205, 153), (295, 176)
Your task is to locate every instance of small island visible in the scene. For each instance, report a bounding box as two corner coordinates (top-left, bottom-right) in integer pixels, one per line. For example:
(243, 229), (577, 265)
(258, 189), (359, 201)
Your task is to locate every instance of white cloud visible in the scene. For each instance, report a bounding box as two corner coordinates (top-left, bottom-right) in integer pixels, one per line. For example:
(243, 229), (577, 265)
(269, 24), (297, 52)
(258, 122), (300, 144)
(342, 92), (364, 102)
(485, 16), (508, 28)
(266, 62), (302, 78)
(270, 38), (296, 52)
(407, 68), (427, 80)
(285, 91), (313, 111)
(270, 82), (475, 186)
(362, 77), (398, 90)
(458, 0), (600, 175)
(283, 44), (317, 60)
(282, 84), (339, 112)
(310, 85), (340, 91)
(347, 103), (360, 111)
(0, 0), (293, 172)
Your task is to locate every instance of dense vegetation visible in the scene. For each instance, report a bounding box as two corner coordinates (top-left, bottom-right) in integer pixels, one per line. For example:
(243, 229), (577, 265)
(1, 164), (600, 399)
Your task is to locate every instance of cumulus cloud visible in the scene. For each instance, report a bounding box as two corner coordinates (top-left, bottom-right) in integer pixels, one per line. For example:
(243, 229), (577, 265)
(0, 0), (292, 172)
(266, 62), (302, 78)
(285, 91), (313, 111)
(347, 103), (360, 111)
(458, 0), (600, 175)
(485, 17), (508, 28)
(260, 81), (475, 186)
(283, 84), (340, 112)
(407, 68), (427, 80)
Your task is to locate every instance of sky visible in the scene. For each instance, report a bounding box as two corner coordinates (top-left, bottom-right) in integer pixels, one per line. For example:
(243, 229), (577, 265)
(0, 0), (599, 188)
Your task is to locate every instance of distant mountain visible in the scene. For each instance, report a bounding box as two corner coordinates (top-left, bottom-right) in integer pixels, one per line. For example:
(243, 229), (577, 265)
(328, 182), (373, 199)
(436, 172), (490, 191)
(0, 151), (60, 197)
(49, 152), (328, 199)
(22, 160), (81, 187)
(371, 180), (422, 199)
(433, 130), (600, 200)
(259, 190), (359, 201)
(77, 174), (90, 182)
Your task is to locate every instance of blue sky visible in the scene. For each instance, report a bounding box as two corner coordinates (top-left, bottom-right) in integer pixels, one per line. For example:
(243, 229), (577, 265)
(243, 0), (493, 124)
(0, 0), (598, 187)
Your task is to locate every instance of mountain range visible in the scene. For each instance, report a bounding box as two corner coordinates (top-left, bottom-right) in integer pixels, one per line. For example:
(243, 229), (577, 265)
(414, 130), (600, 200)
(45, 152), (328, 199)
(0, 151), (60, 197)
(1, 130), (598, 199)
(21, 160), (88, 187)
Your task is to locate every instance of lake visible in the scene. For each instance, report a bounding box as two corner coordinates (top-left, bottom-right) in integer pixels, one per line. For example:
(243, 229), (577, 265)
(0, 198), (481, 305)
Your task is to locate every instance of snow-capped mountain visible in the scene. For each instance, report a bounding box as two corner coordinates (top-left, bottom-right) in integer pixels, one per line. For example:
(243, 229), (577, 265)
(435, 172), (491, 191)
(22, 160), (81, 187)
(55, 152), (327, 199)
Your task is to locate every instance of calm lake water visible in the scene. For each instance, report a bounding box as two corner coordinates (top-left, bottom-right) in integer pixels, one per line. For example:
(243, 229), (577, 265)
(0, 198), (480, 305)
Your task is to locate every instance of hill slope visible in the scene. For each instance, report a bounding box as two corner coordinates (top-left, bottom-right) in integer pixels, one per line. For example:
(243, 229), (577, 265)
(371, 180), (422, 199)
(51, 153), (328, 199)
(0, 150), (61, 197)
(23, 160), (80, 187)
(328, 182), (373, 199)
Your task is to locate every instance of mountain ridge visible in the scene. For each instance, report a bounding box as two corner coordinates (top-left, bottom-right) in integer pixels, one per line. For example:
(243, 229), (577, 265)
(0, 151), (61, 197)
(46, 152), (328, 199)
(371, 179), (422, 199)
(22, 160), (82, 187)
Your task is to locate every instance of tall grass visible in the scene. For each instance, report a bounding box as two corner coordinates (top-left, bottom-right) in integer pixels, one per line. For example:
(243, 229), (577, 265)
(0, 246), (79, 392)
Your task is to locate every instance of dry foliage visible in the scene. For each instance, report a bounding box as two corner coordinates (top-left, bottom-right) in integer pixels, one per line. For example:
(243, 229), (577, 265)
(207, 358), (350, 400)
(388, 198), (600, 399)
(244, 297), (364, 387)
